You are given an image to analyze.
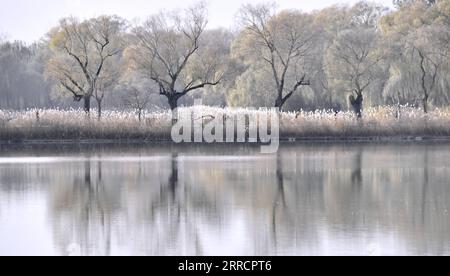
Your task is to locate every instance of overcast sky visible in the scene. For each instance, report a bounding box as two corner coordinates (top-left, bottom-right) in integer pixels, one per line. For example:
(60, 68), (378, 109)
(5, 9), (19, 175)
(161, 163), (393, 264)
(0, 0), (394, 44)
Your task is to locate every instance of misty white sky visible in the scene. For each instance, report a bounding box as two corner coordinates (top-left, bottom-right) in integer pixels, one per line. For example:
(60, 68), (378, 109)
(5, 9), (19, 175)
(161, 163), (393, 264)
(0, 0), (394, 44)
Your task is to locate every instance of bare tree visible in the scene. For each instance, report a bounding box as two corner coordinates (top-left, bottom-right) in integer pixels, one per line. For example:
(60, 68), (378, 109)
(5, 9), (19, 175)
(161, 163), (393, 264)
(127, 3), (223, 113)
(350, 1), (388, 28)
(236, 4), (314, 111)
(46, 16), (126, 114)
(381, 0), (449, 113)
(122, 86), (151, 122)
(393, 0), (436, 8)
(416, 48), (440, 113)
(412, 26), (448, 113)
(94, 65), (120, 120)
(327, 27), (383, 117)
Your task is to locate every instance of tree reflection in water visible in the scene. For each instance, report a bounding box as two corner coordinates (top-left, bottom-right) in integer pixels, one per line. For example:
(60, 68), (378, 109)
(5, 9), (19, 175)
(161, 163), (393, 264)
(272, 152), (288, 248)
(1, 143), (450, 255)
(351, 148), (363, 191)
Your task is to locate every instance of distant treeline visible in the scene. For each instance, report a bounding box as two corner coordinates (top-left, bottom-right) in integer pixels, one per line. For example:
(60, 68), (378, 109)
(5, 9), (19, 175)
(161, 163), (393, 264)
(1, 0), (450, 117)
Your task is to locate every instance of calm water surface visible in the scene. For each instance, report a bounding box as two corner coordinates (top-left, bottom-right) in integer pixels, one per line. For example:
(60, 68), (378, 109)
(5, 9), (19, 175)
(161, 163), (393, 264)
(1, 142), (450, 256)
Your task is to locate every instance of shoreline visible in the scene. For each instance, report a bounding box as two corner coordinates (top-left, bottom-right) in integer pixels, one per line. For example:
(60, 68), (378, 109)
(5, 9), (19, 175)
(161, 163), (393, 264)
(2, 136), (450, 145)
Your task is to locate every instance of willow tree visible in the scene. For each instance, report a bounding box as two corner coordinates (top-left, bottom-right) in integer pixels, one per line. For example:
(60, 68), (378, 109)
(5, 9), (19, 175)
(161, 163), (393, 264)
(324, 1), (387, 118)
(126, 3), (224, 111)
(380, 0), (450, 113)
(46, 16), (126, 115)
(327, 27), (384, 117)
(235, 4), (315, 111)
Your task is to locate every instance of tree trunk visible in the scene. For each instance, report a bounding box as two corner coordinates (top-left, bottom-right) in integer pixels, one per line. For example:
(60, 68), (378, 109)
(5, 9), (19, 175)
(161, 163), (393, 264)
(396, 91), (401, 119)
(138, 109), (142, 122)
(275, 90), (296, 111)
(97, 100), (102, 121)
(423, 95), (429, 114)
(84, 95), (91, 115)
(350, 94), (364, 118)
(168, 96), (179, 125)
(419, 51), (429, 114)
(168, 96), (178, 111)
(275, 99), (282, 111)
(275, 96), (285, 112)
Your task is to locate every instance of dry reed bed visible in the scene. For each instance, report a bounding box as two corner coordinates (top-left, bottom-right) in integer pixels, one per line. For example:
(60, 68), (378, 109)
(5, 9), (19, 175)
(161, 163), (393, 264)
(1, 106), (450, 141)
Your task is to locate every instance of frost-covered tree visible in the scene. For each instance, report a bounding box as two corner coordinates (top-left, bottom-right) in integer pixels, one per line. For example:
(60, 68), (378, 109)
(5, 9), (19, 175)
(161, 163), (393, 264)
(126, 3), (225, 112)
(327, 27), (384, 117)
(235, 4), (315, 111)
(46, 16), (126, 115)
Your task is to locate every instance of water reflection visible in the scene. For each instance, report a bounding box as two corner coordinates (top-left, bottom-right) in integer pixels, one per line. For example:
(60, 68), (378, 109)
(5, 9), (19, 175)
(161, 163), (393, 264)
(1, 143), (450, 256)
(351, 148), (363, 190)
(272, 152), (289, 249)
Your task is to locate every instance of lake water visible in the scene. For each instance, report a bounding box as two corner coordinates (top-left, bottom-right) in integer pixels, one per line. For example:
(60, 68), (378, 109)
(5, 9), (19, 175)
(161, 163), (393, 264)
(1, 142), (450, 256)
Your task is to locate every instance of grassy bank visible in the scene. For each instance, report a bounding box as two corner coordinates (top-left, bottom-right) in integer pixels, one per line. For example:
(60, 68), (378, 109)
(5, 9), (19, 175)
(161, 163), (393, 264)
(1, 106), (450, 142)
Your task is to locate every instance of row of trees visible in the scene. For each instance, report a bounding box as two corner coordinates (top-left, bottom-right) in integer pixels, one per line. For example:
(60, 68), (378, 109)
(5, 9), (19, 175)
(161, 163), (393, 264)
(0, 41), (51, 109)
(1, 0), (450, 118)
